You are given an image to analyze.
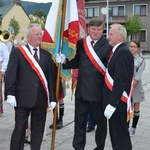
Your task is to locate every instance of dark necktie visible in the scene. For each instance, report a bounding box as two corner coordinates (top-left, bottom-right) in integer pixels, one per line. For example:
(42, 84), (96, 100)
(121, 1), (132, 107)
(33, 48), (39, 62)
(90, 40), (94, 47)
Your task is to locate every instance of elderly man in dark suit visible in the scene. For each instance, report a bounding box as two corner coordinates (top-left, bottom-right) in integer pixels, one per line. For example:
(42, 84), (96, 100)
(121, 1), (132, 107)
(5, 23), (56, 150)
(57, 18), (112, 150)
(102, 24), (134, 150)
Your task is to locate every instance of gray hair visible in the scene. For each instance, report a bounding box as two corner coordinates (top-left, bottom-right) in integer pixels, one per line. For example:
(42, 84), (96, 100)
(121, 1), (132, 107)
(25, 23), (42, 36)
(110, 24), (127, 40)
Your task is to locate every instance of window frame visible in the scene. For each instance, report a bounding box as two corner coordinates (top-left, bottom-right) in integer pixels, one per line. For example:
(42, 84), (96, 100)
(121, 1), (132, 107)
(85, 6), (99, 18)
(133, 4), (148, 16)
(109, 5), (125, 17)
(130, 29), (147, 42)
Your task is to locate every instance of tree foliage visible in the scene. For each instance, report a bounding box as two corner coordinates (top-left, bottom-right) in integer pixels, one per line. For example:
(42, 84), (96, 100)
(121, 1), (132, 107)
(0, 0), (4, 7)
(30, 18), (45, 30)
(124, 15), (143, 36)
(30, 9), (47, 30)
(9, 17), (20, 37)
(32, 9), (46, 19)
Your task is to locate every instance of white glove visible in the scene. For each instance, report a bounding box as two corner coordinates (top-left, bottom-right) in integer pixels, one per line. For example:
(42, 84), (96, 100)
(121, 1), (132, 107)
(48, 102), (56, 111)
(56, 53), (66, 64)
(104, 104), (116, 119)
(6, 95), (17, 108)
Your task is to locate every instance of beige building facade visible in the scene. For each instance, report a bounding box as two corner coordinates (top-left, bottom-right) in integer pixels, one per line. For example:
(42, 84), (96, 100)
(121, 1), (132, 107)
(0, 1), (30, 43)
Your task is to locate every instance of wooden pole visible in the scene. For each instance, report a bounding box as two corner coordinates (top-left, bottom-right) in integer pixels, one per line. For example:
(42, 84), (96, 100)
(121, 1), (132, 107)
(50, 63), (60, 150)
(50, 0), (67, 149)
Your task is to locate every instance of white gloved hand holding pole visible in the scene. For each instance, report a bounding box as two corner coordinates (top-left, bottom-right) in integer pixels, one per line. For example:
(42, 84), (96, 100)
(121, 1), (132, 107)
(6, 95), (17, 108)
(104, 104), (116, 119)
(56, 53), (66, 64)
(48, 102), (56, 111)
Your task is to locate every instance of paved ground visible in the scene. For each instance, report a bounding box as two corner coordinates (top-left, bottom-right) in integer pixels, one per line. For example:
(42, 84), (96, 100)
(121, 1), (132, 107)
(0, 54), (150, 150)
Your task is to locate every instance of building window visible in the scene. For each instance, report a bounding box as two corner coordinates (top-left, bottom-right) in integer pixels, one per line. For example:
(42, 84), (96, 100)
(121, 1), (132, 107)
(109, 6), (125, 17)
(131, 30), (147, 42)
(85, 7), (99, 18)
(134, 4), (147, 16)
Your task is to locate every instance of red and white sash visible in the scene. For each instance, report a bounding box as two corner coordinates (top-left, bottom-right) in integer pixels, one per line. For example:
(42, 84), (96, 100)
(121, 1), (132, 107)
(18, 45), (50, 108)
(105, 68), (134, 121)
(83, 36), (106, 76)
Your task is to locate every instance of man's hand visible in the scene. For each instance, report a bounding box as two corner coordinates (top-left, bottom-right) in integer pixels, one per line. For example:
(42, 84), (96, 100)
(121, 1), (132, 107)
(104, 104), (116, 119)
(56, 53), (66, 64)
(0, 71), (5, 77)
(48, 102), (56, 111)
(6, 95), (17, 108)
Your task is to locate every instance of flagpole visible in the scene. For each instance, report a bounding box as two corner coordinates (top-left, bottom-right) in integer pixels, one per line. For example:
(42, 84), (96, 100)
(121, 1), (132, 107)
(106, 0), (109, 38)
(50, 0), (67, 149)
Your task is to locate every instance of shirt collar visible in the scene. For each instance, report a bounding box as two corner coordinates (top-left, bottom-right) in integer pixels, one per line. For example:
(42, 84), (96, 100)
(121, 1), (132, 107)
(89, 36), (99, 45)
(112, 42), (123, 53)
(28, 44), (39, 56)
(28, 44), (39, 51)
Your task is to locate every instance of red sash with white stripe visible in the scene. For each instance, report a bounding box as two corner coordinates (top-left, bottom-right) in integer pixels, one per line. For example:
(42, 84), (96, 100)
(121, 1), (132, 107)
(105, 69), (134, 121)
(83, 36), (106, 76)
(18, 45), (50, 108)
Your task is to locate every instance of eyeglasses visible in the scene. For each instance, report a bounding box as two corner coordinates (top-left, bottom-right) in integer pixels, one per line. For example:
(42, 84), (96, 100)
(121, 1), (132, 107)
(129, 46), (138, 48)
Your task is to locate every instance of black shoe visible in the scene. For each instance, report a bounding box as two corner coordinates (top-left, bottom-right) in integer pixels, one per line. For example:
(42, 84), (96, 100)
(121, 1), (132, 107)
(24, 137), (30, 144)
(49, 124), (53, 129)
(56, 120), (63, 129)
(86, 126), (94, 132)
(49, 121), (63, 130)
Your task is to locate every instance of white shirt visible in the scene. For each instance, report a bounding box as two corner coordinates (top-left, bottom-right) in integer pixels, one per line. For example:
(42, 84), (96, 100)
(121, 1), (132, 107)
(0, 41), (9, 72)
(4, 41), (12, 54)
(89, 36), (98, 46)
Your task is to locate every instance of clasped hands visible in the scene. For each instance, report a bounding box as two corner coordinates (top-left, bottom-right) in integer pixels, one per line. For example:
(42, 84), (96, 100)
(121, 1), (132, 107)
(104, 104), (116, 119)
(56, 53), (66, 64)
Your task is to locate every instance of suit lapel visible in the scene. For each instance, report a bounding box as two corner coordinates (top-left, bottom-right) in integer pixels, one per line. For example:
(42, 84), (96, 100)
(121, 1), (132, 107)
(93, 36), (105, 52)
(26, 44), (31, 53)
(38, 48), (45, 67)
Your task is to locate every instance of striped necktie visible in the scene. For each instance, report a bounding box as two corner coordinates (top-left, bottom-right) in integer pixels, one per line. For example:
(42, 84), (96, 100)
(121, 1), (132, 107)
(33, 48), (39, 62)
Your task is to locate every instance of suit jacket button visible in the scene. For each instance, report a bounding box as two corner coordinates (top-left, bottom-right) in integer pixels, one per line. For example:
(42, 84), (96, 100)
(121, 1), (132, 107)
(35, 84), (38, 87)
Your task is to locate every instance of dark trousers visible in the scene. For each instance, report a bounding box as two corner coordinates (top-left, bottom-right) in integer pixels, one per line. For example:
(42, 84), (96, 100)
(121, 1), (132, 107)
(72, 97), (107, 150)
(87, 111), (95, 128)
(109, 112), (132, 150)
(10, 106), (47, 150)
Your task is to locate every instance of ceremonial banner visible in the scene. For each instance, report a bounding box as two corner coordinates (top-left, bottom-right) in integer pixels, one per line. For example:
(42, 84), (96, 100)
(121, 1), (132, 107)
(77, 0), (87, 38)
(41, 0), (79, 81)
(41, 0), (62, 59)
(61, 0), (79, 80)
(41, 1), (79, 149)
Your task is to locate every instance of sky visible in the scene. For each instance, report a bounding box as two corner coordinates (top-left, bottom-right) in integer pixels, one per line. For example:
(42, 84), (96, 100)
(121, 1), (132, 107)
(21, 0), (53, 3)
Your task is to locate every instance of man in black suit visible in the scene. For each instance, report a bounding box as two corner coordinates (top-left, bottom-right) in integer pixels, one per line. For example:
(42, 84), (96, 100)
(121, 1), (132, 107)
(103, 24), (134, 150)
(57, 18), (112, 150)
(5, 24), (56, 150)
